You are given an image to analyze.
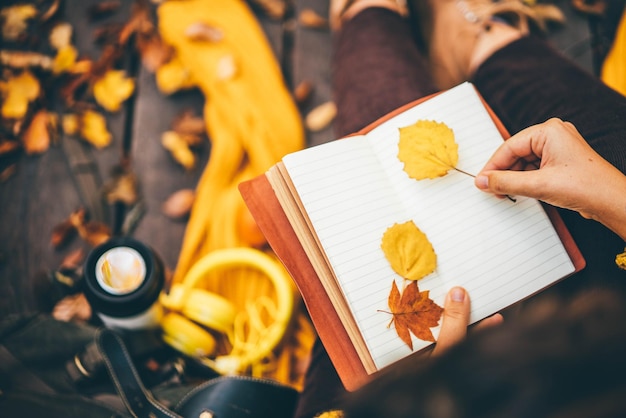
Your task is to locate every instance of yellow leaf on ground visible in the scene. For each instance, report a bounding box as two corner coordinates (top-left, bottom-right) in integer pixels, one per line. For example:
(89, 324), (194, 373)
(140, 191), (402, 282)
(52, 45), (78, 74)
(81, 110), (112, 148)
(0, 70), (40, 119)
(398, 119), (458, 180)
(381, 221), (436, 281)
(62, 113), (79, 135)
(1, 4), (37, 41)
(155, 56), (195, 94)
(49, 22), (73, 50)
(22, 110), (51, 154)
(162, 130), (195, 169)
(93, 70), (135, 112)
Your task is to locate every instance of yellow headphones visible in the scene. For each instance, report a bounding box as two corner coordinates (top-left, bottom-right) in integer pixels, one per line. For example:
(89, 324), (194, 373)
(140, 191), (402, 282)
(160, 247), (294, 375)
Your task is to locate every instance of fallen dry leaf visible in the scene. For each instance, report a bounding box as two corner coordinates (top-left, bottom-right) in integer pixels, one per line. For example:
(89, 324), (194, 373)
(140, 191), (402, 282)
(62, 113), (79, 135)
(0, 70), (41, 119)
(162, 188), (195, 219)
(0, 140), (21, 155)
(0, 50), (53, 70)
(22, 109), (51, 154)
(155, 56), (195, 94)
(248, 0), (287, 19)
(381, 221), (437, 281)
(398, 120), (458, 180)
(93, 69), (135, 112)
(305, 101), (336, 132)
(53, 293), (92, 323)
(81, 109), (112, 148)
(162, 130), (195, 169)
(49, 22), (73, 50)
(51, 218), (77, 248)
(0, 165), (17, 183)
(88, 0), (122, 20)
(387, 280), (443, 349)
(293, 80), (314, 105)
(137, 33), (173, 72)
(1, 4), (38, 41)
(104, 170), (139, 205)
(59, 248), (85, 270)
(172, 109), (205, 136)
(52, 45), (78, 74)
(78, 221), (111, 247)
(616, 248), (626, 270)
(299, 9), (328, 29)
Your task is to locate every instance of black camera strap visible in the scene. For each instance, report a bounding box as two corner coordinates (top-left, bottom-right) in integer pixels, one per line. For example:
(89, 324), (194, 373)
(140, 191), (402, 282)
(96, 329), (181, 418)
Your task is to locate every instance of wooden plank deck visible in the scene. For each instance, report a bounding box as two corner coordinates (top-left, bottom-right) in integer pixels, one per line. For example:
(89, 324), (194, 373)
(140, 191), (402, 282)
(0, 0), (600, 318)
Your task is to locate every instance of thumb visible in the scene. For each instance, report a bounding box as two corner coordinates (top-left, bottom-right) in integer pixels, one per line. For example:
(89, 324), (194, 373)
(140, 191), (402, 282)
(475, 170), (544, 199)
(433, 287), (470, 356)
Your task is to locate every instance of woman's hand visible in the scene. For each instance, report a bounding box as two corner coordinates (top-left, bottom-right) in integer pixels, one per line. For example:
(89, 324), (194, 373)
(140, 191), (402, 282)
(475, 118), (626, 240)
(432, 287), (503, 355)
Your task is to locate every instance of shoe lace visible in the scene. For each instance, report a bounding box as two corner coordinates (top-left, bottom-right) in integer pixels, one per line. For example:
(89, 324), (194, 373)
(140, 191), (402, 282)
(456, 0), (565, 33)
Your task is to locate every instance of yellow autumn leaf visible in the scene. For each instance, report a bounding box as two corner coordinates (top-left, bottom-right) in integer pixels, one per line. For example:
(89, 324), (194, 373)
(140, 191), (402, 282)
(49, 22), (73, 50)
(398, 119), (458, 180)
(52, 45), (78, 74)
(62, 113), (79, 135)
(0, 70), (40, 119)
(93, 70), (135, 112)
(381, 221), (436, 281)
(155, 56), (195, 94)
(22, 109), (51, 155)
(1, 4), (37, 41)
(162, 130), (195, 169)
(81, 110), (112, 148)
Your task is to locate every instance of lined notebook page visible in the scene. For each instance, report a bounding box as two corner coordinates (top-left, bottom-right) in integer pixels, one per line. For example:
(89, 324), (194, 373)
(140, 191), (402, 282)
(282, 82), (575, 371)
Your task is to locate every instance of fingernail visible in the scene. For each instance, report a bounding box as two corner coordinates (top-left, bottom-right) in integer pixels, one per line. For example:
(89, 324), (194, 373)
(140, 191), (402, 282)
(450, 287), (465, 302)
(475, 175), (489, 190)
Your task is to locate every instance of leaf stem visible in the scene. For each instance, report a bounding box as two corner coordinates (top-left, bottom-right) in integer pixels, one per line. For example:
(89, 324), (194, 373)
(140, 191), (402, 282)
(428, 152), (516, 202)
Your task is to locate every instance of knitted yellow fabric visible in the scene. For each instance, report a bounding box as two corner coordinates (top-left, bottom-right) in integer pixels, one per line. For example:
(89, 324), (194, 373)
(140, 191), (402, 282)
(157, 0), (313, 388)
(601, 8), (626, 96)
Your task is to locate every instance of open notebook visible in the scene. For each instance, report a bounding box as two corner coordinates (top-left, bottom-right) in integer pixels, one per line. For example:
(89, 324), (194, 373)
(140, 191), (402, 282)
(240, 82), (585, 390)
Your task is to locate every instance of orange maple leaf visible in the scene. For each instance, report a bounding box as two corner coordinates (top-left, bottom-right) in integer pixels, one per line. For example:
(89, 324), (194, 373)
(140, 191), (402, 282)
(388, 280), (444, 350)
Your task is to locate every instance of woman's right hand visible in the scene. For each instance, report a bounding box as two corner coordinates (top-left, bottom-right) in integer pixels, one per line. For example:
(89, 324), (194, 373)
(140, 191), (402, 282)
(474, 118), (626, 240)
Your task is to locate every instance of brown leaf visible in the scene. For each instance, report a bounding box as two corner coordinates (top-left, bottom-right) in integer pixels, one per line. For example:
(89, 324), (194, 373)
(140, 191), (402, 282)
(0, 140), (21, 155)
(293, 80), (314, 105)
(171, 110), (205, 136)
(299, 9), (328, 29)
(0, 50), (53, 70)
(88, 0), (122, 20)
(305, 101), (336, 132)
(59, 248), (85, 270)
(104, 170), (139, 205)
(162, 189), (195, 219)
(51, 219), (77, 248)
(388, 280), (443, 350)
(137, 33), (173, 72)
(78, 221), (111, 247)
(1, 4), (38, 41)
(22, 109), (51, 155)
(0, 164), (17, 183)
(52, 293), (92, 323)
